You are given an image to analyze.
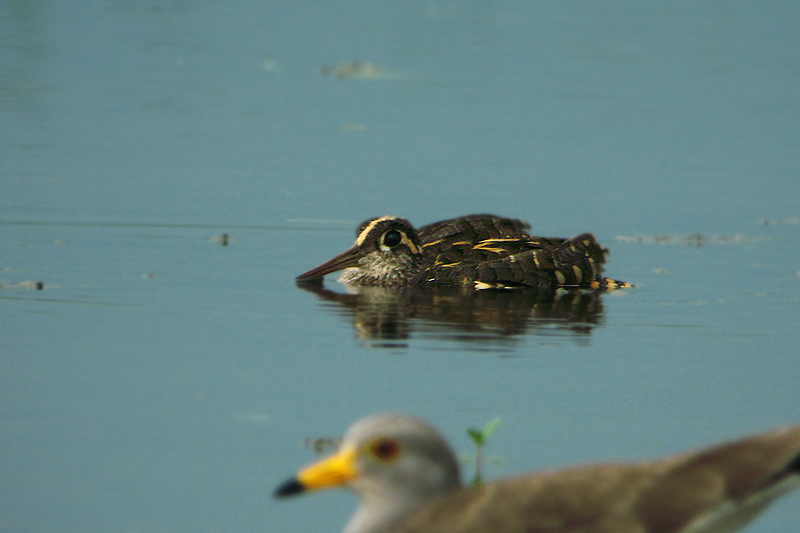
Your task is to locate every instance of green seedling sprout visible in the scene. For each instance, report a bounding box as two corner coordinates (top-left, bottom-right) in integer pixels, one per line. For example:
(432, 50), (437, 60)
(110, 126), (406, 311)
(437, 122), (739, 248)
(466, 417), (502, 485)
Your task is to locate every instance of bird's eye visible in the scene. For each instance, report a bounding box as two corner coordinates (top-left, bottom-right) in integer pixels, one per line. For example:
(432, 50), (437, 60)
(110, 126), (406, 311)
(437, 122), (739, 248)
(369, 438), (400, 462)
(383, 230), (403, 247)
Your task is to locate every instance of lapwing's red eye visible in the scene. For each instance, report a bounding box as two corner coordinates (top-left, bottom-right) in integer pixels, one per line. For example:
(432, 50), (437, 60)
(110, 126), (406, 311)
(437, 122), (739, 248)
(370, 438), (400, 461)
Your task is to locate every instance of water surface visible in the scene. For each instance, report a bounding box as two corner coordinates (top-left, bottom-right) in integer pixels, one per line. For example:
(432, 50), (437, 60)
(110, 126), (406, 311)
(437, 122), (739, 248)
(2, 1), (799, 532)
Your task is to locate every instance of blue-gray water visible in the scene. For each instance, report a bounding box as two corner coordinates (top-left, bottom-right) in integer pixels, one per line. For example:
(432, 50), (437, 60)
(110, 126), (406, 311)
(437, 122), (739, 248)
(2, 2), (799, 532)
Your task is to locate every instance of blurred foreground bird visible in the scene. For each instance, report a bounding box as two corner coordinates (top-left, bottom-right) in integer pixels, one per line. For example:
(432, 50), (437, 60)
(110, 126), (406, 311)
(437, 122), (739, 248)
(275, 413), (800, 533)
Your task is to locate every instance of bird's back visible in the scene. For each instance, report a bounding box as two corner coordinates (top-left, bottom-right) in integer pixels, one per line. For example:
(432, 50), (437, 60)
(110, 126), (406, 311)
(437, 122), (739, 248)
(415, 215), (610, 289)
(386, 425), (800, 533)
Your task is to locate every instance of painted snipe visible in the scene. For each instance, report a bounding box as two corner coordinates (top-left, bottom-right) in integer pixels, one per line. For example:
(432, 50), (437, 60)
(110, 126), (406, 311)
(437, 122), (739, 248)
(296, 214), (632, 290)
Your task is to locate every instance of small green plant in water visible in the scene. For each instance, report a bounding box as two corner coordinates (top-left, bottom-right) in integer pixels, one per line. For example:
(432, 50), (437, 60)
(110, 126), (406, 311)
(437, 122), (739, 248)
(465, 417), (502, 486)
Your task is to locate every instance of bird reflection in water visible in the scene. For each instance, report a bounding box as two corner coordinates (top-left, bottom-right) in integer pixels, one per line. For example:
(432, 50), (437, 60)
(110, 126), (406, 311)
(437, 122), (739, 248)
(296, 281), (605, 348)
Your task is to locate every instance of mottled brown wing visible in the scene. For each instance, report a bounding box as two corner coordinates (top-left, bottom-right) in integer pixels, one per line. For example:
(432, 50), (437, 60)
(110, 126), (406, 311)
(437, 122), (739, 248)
(423, 233), (608, 289)
(418, 215), (533, 248)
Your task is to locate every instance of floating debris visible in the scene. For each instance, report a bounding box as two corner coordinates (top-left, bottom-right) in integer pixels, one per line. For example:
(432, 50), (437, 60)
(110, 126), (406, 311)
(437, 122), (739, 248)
(340, 122), (369, 132)
(262, 59), (279, 72)
(0, 280), (44, 290)
(321, 61), (382, 80)
(232, 413), (270, 424)
(615, 234), (767, 247)
(208, 233), (229, 246)
(304, 437), (341, 454)
(757, 217), (798, 226)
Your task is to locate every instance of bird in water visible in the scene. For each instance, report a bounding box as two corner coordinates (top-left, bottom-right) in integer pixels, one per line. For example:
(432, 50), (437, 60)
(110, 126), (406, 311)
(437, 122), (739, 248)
(275, 413), (800, 533)
(296, 214), (631, 290)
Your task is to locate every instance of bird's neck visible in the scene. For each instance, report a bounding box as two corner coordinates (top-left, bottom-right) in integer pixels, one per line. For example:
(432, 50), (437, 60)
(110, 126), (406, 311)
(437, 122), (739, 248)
(343, 498), (412, 533)
(339, 252), (429, 286)
(344, 483), (446, 533)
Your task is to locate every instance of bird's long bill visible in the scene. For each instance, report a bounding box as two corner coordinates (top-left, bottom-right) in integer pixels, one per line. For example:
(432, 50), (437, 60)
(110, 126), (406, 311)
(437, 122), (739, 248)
(296, 246), (364, 281)
(274, 446), (359, 498)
